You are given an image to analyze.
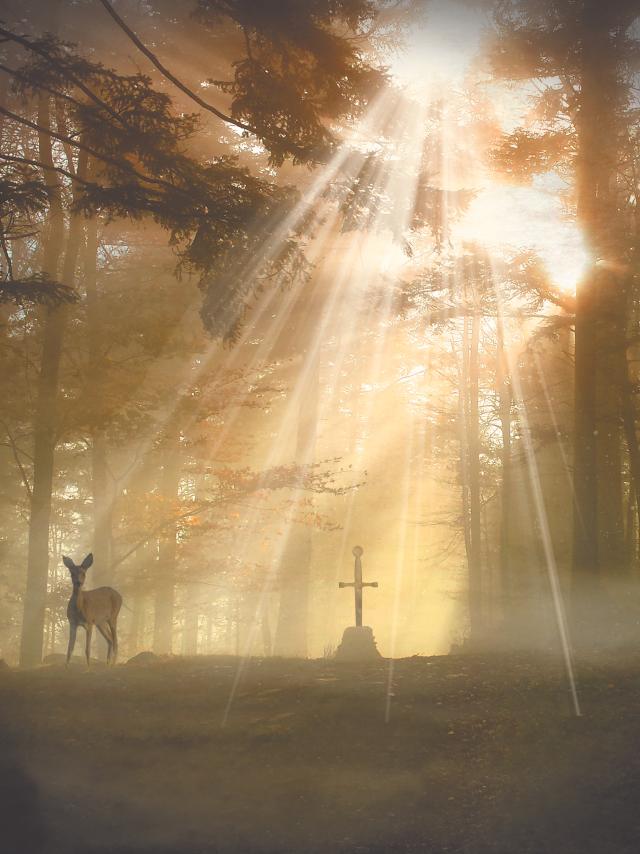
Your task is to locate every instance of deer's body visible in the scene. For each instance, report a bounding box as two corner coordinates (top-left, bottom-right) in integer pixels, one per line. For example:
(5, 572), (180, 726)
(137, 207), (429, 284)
(64, 554), (122, 665)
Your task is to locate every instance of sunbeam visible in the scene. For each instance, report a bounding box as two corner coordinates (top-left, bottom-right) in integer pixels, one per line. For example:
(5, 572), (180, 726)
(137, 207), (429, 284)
(6, 3), (640, 851)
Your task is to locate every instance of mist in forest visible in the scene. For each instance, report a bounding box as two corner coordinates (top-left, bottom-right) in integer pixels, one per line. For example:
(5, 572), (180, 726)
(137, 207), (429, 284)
(3, 2), (640, 853)
(2, 0), (640, 672)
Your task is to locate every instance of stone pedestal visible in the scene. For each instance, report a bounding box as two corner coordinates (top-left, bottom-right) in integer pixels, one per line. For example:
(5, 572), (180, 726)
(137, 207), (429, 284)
(335, 626), (381, 661)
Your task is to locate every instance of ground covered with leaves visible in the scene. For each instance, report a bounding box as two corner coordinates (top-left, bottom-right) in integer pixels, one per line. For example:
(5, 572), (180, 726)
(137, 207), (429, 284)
(0, 651), (639, 853)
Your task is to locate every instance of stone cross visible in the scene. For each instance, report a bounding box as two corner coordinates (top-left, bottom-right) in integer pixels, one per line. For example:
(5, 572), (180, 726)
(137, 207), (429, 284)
(338, 546), (378, 627)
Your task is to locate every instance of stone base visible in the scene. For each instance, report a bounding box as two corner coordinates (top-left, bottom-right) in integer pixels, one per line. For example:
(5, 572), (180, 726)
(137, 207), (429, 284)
(334, 626), (382, 661)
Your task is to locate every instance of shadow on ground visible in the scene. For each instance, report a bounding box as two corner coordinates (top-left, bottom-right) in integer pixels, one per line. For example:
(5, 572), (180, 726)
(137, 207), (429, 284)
(1, 652), (639, 853)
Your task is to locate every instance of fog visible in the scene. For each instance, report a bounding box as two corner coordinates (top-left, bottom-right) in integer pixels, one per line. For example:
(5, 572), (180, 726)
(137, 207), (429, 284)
(1, 1), (640, 851)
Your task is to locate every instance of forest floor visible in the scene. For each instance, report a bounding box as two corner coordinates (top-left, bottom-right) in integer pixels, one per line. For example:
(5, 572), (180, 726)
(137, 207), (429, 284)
(1, 650), (639, 854)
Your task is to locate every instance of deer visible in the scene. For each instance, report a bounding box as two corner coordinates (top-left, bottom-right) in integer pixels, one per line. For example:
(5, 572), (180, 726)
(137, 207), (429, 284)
(63, 553), (122, 666)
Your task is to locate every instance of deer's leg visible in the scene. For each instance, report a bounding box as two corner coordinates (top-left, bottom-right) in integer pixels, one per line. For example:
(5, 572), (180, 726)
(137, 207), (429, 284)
(108, 618), (118, 663)
(66, 624), (77, 665)
(96, 623), (113, 663)
(85, 624), (93, 667)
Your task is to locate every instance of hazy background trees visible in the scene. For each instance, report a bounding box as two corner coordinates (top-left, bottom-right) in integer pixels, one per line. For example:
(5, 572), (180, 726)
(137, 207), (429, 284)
(1, 0), (639, 665)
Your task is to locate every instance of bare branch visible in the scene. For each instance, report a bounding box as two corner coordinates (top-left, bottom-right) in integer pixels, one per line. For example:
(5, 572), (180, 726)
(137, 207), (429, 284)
(96, 0), (313, 162)
(0, 104), (191, 199)
(1, 421), (33, 498)
(97, 0), (253, 133)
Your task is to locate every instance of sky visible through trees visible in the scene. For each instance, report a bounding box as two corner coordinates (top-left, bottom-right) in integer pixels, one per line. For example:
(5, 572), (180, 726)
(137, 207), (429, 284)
(1, 0), (639, 699)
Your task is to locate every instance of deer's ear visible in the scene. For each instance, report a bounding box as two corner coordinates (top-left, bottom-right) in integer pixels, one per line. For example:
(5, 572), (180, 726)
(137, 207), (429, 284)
(81, 553), (94, 570)
(62, 555), (75, 571)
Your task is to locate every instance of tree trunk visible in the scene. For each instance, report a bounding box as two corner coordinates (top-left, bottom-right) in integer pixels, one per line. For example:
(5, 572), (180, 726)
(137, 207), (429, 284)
(261, 599), (272, 656)
(572, 282), (599, 587)
(206, 606), (215, 654)
(496, 310), (512, 610)
(467, 311), (483, 637)
(127, 591), (146, 658)
(19, 101), (86, 666)
(458, 324), (472, 578)
(182, 584), (199, 655)
(273, 351), (320, 657)
(224, 597), (234, 654)
(619, 344), (640, 557)
(84, 214), (114, 585)
(235, 598), (241, 656)
(597, 398), (626, 573)
(625, 488), (636, 568)
(571, 1), (619, 590)
(153, 444), (181, 654)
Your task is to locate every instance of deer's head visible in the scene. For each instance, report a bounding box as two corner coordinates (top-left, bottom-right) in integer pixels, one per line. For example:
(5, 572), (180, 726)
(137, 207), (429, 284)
(63, 553), (94, 588)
